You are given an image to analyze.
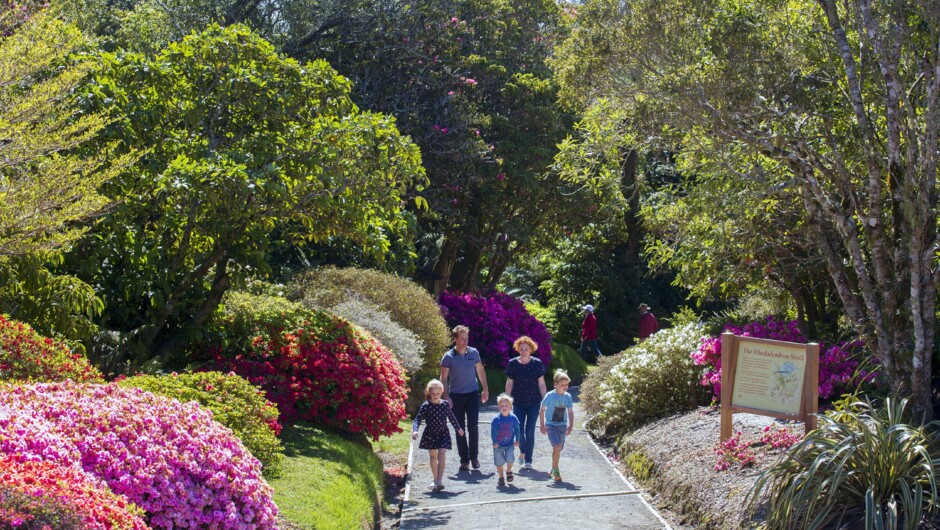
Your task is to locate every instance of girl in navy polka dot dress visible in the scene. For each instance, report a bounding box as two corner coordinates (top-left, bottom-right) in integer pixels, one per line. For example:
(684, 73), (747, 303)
(412, 379), (464, 491)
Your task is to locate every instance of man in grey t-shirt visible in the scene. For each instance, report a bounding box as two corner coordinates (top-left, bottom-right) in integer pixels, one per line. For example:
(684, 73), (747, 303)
(440, 325), (489, 470)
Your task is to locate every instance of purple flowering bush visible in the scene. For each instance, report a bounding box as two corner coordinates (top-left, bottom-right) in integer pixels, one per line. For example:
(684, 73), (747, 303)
(691, 317), (876, 400)
(439, 291), (552, 368)
(0, 382), (277, 529)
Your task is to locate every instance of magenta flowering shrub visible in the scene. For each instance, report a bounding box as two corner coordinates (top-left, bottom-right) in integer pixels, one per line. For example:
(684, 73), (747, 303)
(691, 317), (875, 400)
(0, 382), (277, 529)
(438, 290), (552, 368)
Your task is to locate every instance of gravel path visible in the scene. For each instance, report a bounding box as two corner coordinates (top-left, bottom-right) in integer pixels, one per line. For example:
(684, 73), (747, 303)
(400, 388), (672, 529)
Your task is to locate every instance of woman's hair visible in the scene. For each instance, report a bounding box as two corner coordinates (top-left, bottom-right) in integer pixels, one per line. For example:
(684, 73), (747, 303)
(425, 379), (444, 400)
(513, 335), (538, 353)
(496, 393), (514, 405)
(553, 369), (570, 384)
(451, 325), (469, 338)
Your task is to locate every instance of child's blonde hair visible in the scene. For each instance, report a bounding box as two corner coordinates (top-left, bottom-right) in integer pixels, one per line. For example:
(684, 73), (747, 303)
(553, 369), (570, 384)
(496, 393), (514, 405)
(425, 379), (444, 401)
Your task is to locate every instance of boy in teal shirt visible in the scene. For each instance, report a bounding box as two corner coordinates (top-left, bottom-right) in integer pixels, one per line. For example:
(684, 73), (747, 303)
(540, 369), (574, 482)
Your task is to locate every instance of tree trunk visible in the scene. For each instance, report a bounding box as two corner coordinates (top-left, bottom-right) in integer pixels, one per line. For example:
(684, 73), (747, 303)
(432, 235), (459, 287)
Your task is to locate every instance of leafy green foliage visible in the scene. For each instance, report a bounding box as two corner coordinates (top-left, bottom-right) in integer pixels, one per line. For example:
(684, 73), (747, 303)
(0, 255), (102, 349)
(0, 11), (129, 259)
(546, 343), (587, 386)
(552, 0), (940, 415)
(120, 371), (285, 479)
(750, 398), (940, 530)
(68, 24), (425, 367)
(207, 290), (314, 355)
(582, 323), (711, 436)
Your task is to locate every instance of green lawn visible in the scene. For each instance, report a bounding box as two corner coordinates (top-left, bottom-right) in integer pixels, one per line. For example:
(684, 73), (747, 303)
(271, 422), (383, 530)
(375, 420), (413, 460)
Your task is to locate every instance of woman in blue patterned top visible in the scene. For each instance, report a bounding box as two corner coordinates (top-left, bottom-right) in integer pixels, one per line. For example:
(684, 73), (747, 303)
(504, 336), (546, 470)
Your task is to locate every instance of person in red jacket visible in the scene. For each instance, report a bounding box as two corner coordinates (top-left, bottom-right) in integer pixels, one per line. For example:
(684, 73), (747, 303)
(638, 303), (660, 341)
(579, 305), (603, 361)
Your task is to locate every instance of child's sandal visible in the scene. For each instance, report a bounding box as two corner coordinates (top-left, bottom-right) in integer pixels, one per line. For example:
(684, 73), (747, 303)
(506, 471), (514, 482)
(497, 476), (506, 487)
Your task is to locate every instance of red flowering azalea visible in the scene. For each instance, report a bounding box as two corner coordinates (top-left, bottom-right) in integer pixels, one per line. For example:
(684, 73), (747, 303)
(215, 313), (408, 440)
(0, 316), (103, 383)
(0, 456), (147, 529)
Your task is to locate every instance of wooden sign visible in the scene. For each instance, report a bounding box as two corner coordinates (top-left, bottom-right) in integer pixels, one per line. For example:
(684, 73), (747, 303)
(720, 332), (819, 441)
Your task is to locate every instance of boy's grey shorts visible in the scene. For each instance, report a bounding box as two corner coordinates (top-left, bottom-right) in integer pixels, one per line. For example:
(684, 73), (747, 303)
(493, 445), (515, 467)
(546, 424), (567, 448)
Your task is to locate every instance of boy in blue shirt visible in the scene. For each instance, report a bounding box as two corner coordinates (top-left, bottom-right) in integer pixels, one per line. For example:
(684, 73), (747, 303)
(491, 393), (521, 487)
(540, 369), (574, 482)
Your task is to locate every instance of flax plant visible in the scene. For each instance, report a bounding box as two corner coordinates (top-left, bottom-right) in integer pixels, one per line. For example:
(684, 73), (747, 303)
(749, 397), (940, 530)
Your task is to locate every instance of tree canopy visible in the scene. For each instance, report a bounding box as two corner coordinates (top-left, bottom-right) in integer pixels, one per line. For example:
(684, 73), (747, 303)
(553, 0), (940, 415)
(67, 24), (425, 367)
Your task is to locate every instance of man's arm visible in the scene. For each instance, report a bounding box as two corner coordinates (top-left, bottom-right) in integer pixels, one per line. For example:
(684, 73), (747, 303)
(475, 361), (489, 403)
(440, 366), (451, 405)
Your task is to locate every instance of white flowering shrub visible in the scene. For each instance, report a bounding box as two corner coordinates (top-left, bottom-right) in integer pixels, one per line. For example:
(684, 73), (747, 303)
(329, 295), (425, 374)
(583, 323), (712, 436)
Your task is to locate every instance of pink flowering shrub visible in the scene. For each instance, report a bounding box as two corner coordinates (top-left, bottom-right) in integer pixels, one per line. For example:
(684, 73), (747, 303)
(714, 431), (756, 471)
(0, 382), (277, 529)
(0, 457), (147, 529)
(758, 425), (801, 450)
(0, 315), (103, 383)
(438, 290), (552, 368)
(691, 317), (875, 400)
(210, 292), (408, 440)
(714, 425), (803, 471)
(120, 371), (284, 479)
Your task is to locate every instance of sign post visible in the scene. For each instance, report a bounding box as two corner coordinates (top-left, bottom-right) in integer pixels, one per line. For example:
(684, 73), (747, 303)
(720, 332), (819, 441)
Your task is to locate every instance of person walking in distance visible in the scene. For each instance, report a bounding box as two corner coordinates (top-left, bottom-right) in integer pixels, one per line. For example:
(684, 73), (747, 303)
(579, 304), (602, 361)
(638, 303), (660, 341)
(440, 325), (489, 471)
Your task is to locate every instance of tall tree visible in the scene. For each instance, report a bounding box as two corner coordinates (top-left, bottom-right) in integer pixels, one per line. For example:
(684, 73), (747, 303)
(69, 24), (424, 367)
(0, 11), (127, 344)
(59, 0), (582, 291)
(553, 0), (940, 416)
(0, 11), (127, 259)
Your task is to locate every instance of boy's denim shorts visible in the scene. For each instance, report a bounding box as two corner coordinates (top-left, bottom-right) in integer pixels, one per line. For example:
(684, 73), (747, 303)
(546, 424), (567, 448)
(493, 445), (515, 467)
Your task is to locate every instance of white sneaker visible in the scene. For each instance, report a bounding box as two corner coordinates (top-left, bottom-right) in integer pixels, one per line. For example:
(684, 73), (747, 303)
(524, 462), (533, 470)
